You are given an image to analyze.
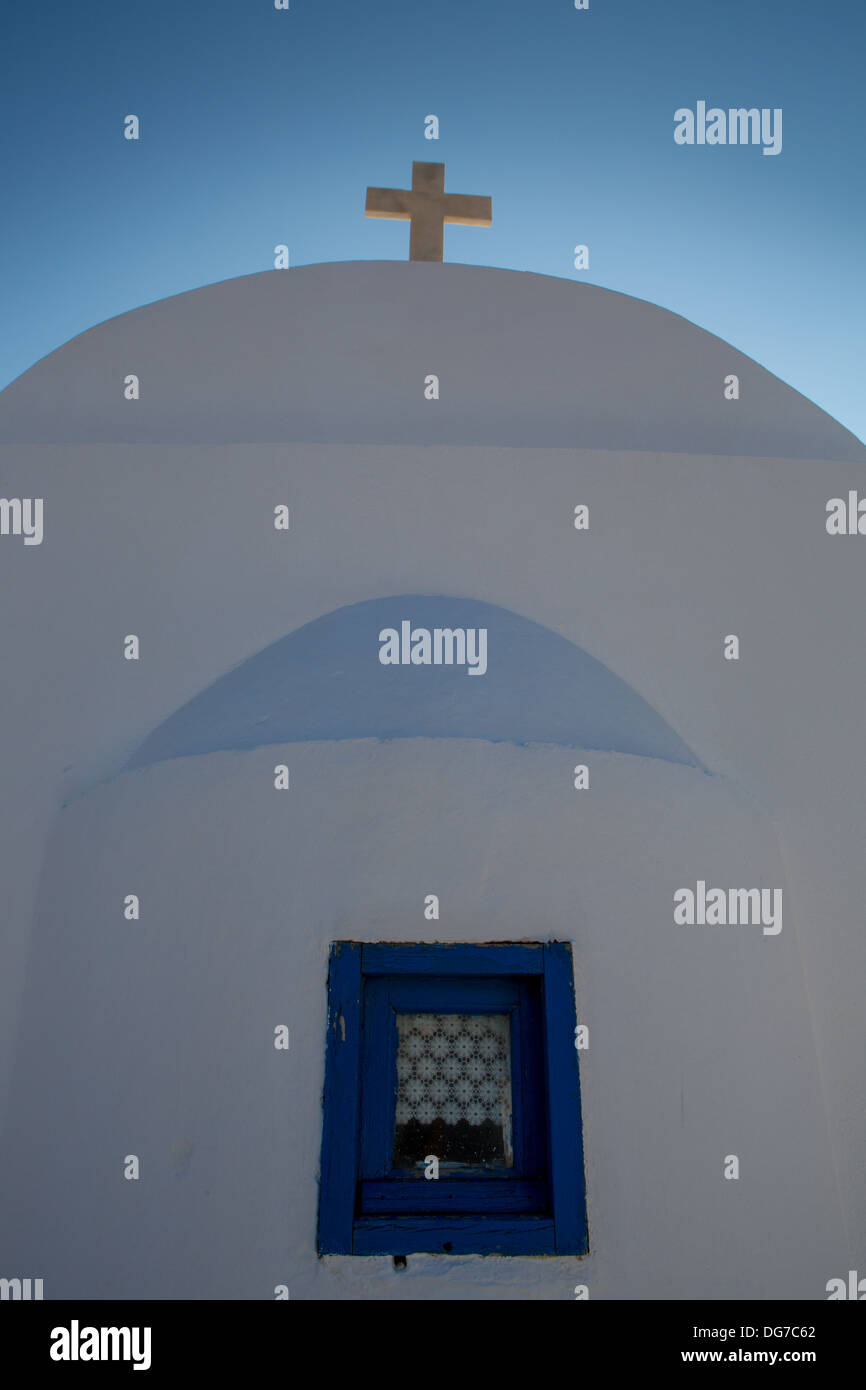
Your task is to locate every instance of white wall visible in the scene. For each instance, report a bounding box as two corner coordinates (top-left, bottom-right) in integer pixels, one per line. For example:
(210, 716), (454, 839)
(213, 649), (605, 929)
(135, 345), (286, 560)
(1, 263), (864, 1297)
(1, 437), (865, 1278)
(0, 739), (842, 1299)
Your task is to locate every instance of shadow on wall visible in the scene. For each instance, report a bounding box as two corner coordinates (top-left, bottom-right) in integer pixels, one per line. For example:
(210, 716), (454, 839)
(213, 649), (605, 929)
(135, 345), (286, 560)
(127, 595), (703, 771)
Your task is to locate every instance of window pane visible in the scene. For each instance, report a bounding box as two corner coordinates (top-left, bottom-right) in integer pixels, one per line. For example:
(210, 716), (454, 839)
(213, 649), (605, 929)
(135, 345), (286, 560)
(393, 1013), (513, 1170)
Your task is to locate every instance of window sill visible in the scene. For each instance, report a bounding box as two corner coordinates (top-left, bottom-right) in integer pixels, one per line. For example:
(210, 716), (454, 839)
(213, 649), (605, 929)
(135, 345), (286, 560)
(352, 1214), (561, 1257)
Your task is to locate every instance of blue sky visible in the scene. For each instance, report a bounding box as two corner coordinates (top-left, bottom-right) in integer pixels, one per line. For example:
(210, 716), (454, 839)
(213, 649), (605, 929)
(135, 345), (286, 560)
(2, 0), (863, 443)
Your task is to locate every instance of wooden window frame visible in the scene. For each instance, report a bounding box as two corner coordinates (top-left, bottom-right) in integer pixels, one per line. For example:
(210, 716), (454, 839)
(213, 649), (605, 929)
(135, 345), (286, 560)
(317, 942), (588, 1257)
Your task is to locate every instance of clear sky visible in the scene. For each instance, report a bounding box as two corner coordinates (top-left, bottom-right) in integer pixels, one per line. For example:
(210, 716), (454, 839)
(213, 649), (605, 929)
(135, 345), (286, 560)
(1, 0), (863, 444)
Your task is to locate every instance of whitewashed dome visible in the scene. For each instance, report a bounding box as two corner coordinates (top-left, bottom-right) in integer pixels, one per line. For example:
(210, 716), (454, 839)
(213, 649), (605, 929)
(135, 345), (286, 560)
(1, 261), (863, 460)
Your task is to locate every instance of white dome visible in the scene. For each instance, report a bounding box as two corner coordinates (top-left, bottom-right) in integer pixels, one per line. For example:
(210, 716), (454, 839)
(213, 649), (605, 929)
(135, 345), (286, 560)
(1, 261), (862, 460)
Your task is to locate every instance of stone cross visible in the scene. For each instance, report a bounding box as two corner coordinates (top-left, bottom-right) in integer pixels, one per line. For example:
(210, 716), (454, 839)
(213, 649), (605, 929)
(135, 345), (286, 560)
(365, 162), (492, 262)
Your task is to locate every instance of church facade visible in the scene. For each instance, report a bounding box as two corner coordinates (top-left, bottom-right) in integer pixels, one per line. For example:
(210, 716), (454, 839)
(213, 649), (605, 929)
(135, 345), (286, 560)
(0, 260), (863, 1299)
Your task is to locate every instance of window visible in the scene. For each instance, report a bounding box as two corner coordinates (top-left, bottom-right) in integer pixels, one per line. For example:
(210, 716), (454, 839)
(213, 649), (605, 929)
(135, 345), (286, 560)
(317, 942), (588, 1256)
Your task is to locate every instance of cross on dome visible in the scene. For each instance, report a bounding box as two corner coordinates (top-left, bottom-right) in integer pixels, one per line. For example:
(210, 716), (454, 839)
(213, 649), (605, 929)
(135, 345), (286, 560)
(365, 161), (492, 261)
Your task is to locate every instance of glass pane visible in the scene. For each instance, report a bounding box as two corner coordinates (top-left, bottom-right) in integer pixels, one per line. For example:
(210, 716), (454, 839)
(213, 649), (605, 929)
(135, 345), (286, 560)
(393, 1013), (513, 1170)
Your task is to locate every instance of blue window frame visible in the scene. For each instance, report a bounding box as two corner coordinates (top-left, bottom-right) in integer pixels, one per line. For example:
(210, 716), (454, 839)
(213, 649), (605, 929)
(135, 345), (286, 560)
(317, 942), (588, 1256)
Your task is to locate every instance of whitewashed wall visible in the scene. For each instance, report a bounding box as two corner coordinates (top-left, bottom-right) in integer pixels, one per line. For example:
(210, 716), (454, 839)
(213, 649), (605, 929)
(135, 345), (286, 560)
(1, 739), (842, 1299)
(1, 264), (864, 1298)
